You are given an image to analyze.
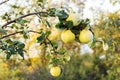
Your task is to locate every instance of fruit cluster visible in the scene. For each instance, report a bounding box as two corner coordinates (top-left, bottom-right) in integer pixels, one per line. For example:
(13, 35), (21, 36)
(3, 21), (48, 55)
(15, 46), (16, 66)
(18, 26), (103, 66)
(61, 29), (93, 44)
(47, 9), (94, 77)
(48, 9), (94, 44)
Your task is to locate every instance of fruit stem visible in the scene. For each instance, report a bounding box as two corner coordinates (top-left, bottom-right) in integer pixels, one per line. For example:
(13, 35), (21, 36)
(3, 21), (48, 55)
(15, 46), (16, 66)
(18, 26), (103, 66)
(46, 37), (58, 53)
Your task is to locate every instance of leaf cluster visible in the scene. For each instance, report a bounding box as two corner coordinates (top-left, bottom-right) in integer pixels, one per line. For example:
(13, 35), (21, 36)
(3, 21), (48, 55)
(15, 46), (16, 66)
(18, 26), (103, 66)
(0, 39), (25, 59)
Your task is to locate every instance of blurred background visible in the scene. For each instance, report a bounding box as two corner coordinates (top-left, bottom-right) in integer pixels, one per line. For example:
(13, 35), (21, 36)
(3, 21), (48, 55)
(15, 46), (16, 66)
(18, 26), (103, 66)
(0, 0), (120, 80)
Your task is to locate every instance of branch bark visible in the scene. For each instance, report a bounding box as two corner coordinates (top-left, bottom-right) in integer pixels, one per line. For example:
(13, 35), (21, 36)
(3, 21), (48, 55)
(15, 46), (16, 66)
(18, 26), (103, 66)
(0, 0), (9, 5)
(1, 12), (48, 28)
(0, 30), (40, 39)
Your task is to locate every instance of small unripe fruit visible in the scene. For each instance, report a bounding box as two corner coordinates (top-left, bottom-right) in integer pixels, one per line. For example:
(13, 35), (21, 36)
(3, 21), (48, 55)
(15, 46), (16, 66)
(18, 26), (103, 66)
(79, 29), (93, 43)
(61, 30), (75, 43)
(50, 66), (61, 77)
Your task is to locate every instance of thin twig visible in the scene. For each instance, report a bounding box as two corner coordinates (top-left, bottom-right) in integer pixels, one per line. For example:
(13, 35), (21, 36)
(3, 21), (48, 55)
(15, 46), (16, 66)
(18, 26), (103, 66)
(28, 30), (40, 34)
(0, 31), (23, 39)
(0, 0), (9, 5)
(0, 30), (40, 39)
(1, 12), (48, 28)
(46, 37), (58, 53)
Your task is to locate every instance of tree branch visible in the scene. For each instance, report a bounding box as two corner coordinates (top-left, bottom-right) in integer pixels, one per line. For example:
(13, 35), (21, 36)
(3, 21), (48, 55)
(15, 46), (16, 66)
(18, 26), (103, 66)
(0, 0), (9, 5)
(1, 12), (48, 28)
(0, 30), (40, 39)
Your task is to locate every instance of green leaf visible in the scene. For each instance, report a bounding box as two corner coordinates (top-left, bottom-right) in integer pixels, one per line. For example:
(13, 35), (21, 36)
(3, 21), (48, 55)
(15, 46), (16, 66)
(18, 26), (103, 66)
(50, 57), (59, 64)
(37, 0), (44, 3)
(114, 20), (120, 27)
(11, 24), (18, 29)
(22, 30), (29, 39)
(16, 18), (28, 24)
(45, 53), (51, 59)
(2, 13), (9, 20)
(1, 45), (7, 50)
(60, 48), (66, 55)
(55, 20), (73, 29)
(17, 48), (24, 59)
(5, 39), (13, 44)
(71, 29), (80, 35)
(79, 19), (90, 29)
(37, 34), (45, 43)
(47, 8), (56, 17)
(17, 42), (25, 49)
(90, 37), (96, 48)
(23, 34), (29, 39)
(65, 21), (73, 29)
(0, 28), (7, 35)
(38, 19), (41, 23)
(51, 41), (58, 49)
(8, 45), (16, 54)
(6, 52), (12, 59)
(11, 5), (20, 8)
(85, 18), (90, 24)
(45, 31), (51, 37)
(46, 20), (51, 27)
(14, 41), (25, 48)
(55, 22), (64, 29)
(55, 10), (68, 20)
(63, 57), (67, 62)
(55, 21), (67, 29)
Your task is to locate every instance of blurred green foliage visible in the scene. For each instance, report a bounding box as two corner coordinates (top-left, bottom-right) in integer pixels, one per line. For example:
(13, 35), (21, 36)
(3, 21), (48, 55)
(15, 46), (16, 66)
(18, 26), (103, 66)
(0, 52), (120, 80)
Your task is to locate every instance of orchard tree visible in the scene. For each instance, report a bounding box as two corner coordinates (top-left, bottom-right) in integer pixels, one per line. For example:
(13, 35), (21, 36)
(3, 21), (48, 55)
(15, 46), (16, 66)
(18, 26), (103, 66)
(0, 0), (109, 77)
